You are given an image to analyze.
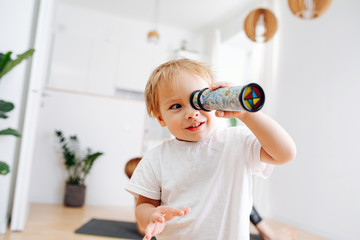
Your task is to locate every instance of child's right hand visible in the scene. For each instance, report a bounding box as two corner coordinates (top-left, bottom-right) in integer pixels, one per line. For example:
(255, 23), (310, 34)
(143, 206), (190, 240)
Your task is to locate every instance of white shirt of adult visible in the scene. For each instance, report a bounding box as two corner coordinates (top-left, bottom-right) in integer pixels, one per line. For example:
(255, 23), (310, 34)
(126, 126), (274, 240)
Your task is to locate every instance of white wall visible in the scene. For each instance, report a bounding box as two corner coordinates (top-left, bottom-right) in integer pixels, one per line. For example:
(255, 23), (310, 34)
(0, 0), (36, 233)
(29, 2), (206, 207)
(47, 2), (204, 94)
(267, 1), (360, 239)
(30, 90), (146, 206)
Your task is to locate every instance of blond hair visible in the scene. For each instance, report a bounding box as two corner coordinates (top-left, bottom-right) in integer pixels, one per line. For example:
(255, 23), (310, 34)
(145, 59), (215, 118)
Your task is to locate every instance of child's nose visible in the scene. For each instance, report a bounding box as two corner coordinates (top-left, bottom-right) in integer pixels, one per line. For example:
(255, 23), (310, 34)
(185, 107), (199, 119)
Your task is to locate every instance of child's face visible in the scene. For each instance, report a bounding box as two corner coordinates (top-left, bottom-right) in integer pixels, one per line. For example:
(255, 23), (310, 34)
(156, 71), (217, 142)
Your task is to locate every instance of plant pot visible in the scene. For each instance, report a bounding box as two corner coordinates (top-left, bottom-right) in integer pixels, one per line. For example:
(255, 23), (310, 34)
(64, 183), (86, 207)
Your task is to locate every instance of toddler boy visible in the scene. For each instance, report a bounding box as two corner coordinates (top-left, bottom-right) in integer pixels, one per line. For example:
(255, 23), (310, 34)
(126, 59), (296, 240)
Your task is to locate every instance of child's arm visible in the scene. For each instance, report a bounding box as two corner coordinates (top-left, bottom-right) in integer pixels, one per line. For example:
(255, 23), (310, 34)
(210, 82), (296, 165)
(234, 111), (296, 165)
(136, 195), (190, 240)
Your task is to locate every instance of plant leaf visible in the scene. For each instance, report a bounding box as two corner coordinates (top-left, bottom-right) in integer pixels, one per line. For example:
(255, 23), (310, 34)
(0, 100), (15, 113)
(0, 161), (10, 175)
(0, 113), (8, 119)
(82, 152), (103, 177)
(0, 52), (12, 71)
(0, 49), (35, 79)
(0, 128), (21, 137)
(54, 130), (104, 185)
(55, 130), (62, 137)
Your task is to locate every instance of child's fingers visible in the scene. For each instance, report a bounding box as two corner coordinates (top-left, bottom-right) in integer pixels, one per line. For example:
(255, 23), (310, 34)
(216, 111), (225, 117)
(143, 234), (151, 240)
(216, 110), (240, 119)
(182, 207), (191, 215)
(157, 215), (165, 223)
(209, 81), (234, 91)
(143, 221), (156, 240)
(159, 206), (187, 216)
(149, 211), (165, 224)
(143, 229), (152, 240)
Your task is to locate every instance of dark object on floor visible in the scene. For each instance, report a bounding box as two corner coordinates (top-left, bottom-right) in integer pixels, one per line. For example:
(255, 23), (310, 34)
(250, 233), (263, 240)
(75, 218), (262, 240)
(75, 218), (156, 239)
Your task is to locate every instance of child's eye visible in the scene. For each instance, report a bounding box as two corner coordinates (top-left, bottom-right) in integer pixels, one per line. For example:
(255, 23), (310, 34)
(170, 104), (182, 110)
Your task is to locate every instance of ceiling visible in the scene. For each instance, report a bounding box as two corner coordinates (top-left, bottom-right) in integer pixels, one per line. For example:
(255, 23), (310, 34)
(61, 0), (254, 32)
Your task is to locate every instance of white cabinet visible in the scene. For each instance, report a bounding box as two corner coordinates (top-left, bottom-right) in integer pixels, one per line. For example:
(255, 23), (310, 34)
(48, 31), (118, 96)
(114, 45), (170, 92)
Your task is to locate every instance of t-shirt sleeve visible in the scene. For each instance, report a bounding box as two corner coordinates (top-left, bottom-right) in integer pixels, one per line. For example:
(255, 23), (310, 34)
(249, 139), (274, 178)
(125, 152), (161, 200)
(236, 126), (274, 179)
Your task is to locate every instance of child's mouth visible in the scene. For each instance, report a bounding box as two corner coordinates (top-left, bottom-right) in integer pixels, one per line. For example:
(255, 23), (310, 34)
(187, 122), (204, 130)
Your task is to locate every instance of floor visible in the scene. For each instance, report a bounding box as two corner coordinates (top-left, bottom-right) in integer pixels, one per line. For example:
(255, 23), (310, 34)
(0, 203), (328, 240)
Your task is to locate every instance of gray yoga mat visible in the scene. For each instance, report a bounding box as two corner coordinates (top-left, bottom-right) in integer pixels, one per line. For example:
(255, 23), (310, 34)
(75, 218), (155, 239)
(75, 218), (262, 240)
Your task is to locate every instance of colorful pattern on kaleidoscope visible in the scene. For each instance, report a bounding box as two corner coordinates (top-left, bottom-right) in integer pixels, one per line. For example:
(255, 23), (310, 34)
(243, 85), (263, 111)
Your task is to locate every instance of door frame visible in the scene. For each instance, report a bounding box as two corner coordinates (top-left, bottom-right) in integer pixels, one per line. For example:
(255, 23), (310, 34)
(10, 0), (56, 231)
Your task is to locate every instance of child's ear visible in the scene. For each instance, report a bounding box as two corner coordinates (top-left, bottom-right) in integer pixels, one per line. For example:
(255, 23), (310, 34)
(156, 116), (167, 127)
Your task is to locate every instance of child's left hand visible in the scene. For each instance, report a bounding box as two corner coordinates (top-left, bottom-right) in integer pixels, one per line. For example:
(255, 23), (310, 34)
(209, 81), (246, 119)
(143, 206), (191, 240)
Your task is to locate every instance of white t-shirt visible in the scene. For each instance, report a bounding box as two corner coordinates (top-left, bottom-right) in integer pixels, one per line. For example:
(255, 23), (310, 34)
(126, 126), (274, 240)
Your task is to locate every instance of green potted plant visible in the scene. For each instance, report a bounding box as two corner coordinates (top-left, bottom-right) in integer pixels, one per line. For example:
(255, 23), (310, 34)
(55, 130), (103, 207)
(0, 49), (34, 176)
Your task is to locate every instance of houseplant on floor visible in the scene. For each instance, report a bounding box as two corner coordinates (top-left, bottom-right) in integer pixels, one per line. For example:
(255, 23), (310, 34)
(0, 49), (34, 176)
(55, 130), (103, 207)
